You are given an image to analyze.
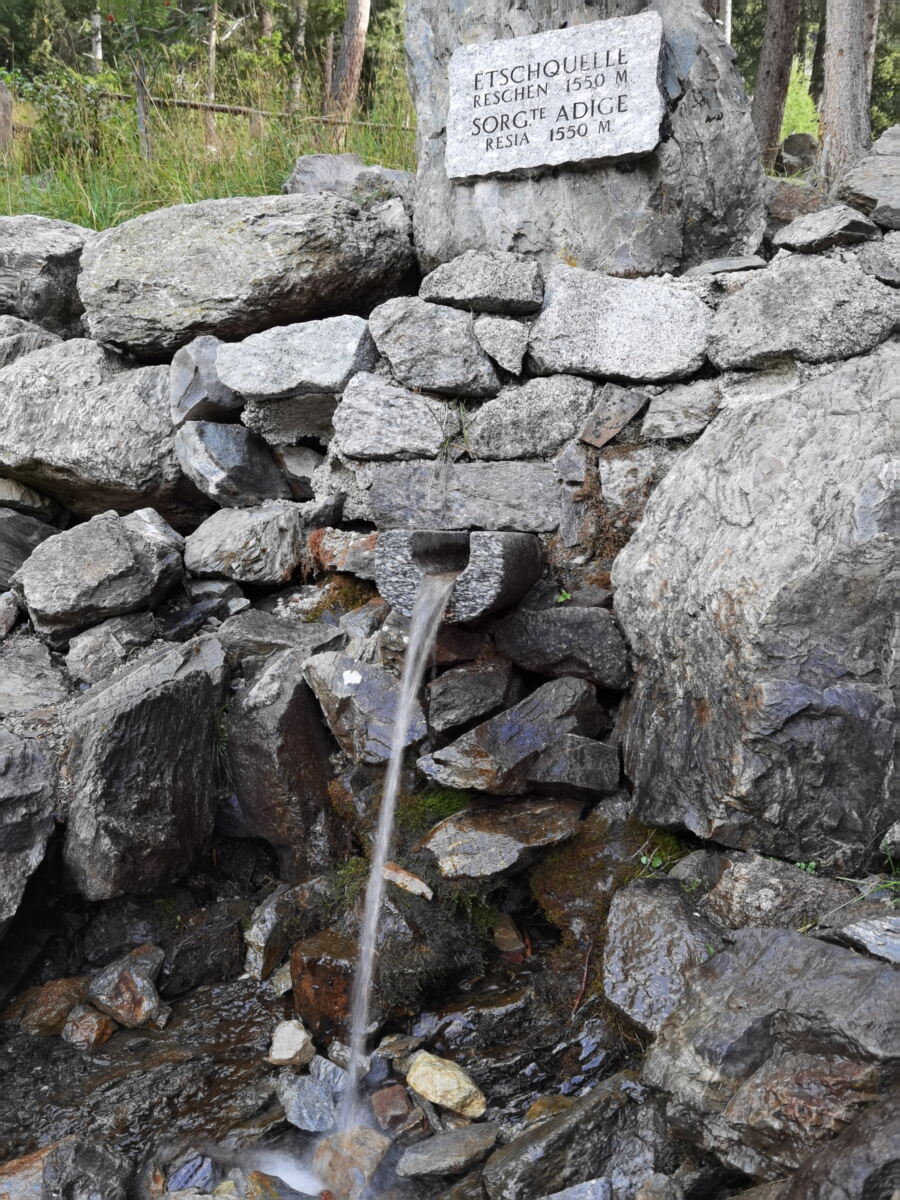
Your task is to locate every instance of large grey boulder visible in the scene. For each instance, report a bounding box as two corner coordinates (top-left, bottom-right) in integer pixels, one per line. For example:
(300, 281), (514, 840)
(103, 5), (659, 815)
(174, 422), (290, 507)
(0, 214), (91, 335)
(12, 509), (183, 646)
(368, 297), (500, 396)
(0, 510), (54, 590)
(332, 372), (461, 460)
(78, 194), (414, 359)
(407, 0), (765, 274)
(0, 315), (59, 368)
(183, 503), (304, 584)
(529, 267), (712, 382)
(225, 649), (347, 881)
(612, 343), (896, 871)
(419, 251), (543, 314)
(0, 340), (196, 522)
(708, 254), (897, 369)
(642, 928), (899, 1179)
(466, 376), (595, 460)
(0, 726), (55, 939)
(65, 613), (160, 685)
(836, 124), (900, 230)
(283, 152), (415, 212)
(63, 637), (227, 900)
(492, 603), (628, 690)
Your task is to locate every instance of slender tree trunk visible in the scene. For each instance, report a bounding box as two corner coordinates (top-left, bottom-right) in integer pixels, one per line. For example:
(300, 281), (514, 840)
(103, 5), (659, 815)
(205, 0), (218, 150)
(810, 1), (826, 103)
(863, 0), (881, 99)
(820, 0), (870, 188)
(289, 1), (307, 112)
(751, 0), (802, 167)
(327, 0), (371, 119)
(322, 32), (334, 114)
(259, 2), (273, 41)
(135, 60), (152, 158)
(722, 0), (732, 44)
(90, 8), (103, 73)
(0, 81), (12, 155)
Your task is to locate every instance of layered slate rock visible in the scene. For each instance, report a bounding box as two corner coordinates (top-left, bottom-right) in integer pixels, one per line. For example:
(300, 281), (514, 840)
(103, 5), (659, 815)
(420, 799), (582, 879)
(0, 510), (54, 590)
(708, 255), (897, 369)
(407, 0), (765, 274)
(579, 383), (649, 449)
(527, 733), (619, 799)
(396, 1124), (499, 1178)
(836, 124), (900, 229)
(426, 659), (521, 736)
(12, 509), (183, 646)
(417, 677), (601, 794)
(366, 461), (560, 532)
(613, 343), (896, 871)
(0, 340), (193, 520)
(226, 649), (346, 881)
(782, 1094), (900, 1197)
(183, 502), (304, 584)
(169, 335), (242, 427)
(0, 634), (70, 717)
(0, 727), (55, 938)
(0, 315), (59, 368)
(174, 422), (290, 507)
(419, 251), (543, 313)
(466, 376), (596, 460)
(305, 651), (426, 764)
(529, 268), (712, 382)
(0, 478), (60, 521)
(492, 604), (628, 690)
(642, 928), (899, 1179)
(332, 373), (462, 460)
(64, 614), (159, 685)
(0, 214), (91, 335)
(63, 637), (227, 900)
(78, 194), (414, 359)
(772, 204), (879, 253)
(215, 315), (375, 400)
(368, 297), (500, 396)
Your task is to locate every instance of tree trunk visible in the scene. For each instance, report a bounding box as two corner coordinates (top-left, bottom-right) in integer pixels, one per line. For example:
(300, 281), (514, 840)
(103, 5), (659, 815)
(722, 0), (732, 44)
(819, 0), (870, 188)
(327, 0), (371, 119)
(0, 81), (12, 155)
(323, 32), (334, 113)
(289, 1), (307, 112)
(135, 61), (152, 159)
(259, 2), (273, 41)
(205, 0), (218, 150)
(810, 1), (826, 103)
(700, 0), (732, 41)
(751, 0), (802, 167)
(863, 0), (881, 99)
(90, 8), (103, 73)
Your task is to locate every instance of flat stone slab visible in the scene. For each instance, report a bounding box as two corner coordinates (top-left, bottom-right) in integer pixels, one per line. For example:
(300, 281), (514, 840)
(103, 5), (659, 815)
(445, 11), (664, 179)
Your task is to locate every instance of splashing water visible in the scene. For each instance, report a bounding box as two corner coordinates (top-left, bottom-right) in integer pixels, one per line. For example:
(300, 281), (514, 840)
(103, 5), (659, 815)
(339, 571), (458, 1130)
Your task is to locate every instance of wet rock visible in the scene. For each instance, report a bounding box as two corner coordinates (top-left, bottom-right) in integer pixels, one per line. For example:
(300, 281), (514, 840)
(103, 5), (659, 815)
(166, 1149), (221, 1193)
(701, 851), (856, 932)
(61, 1003), (117, 1051)
(613, 343), (896, 871)
(11, 508), (182, 646)
(275, 1072), (336, 1133)
(602, 879), (725, 1035)
(65, 613), (160, 685)
(473, 315), (529, 375)
(708, 256), (897, 369)
(527, 734), (619, 800)
(175, 422), (290, 507)
(419, 251), (543, 314)
(63, 637), (227, 900)
(784, 1092), (900, 1198)
(641, 379), (721, 440)
(214, 609), (341, 665)
(0, 478), (60, 522)
(366, 460), (560, 532)
(466, 375), (595, 460)
(183, 503), (304, 584)
(78, 194), (413, 359)
(241, 393), (337, 447)
(332, 372), (461, 460)
(397, 1123), (499, 1178)
(291, 931), (357, 1040)
(0, 727), (55, 939)
(87, 944), (165, 1028)
(244, 877), (336, 980)
(371, 1083), (414, 1131)
(529, 268), (711, 382)
(426, 659), (521, 736)
(481, 1072), (679, 1200)
(419, 677), (601, 794)
(772, 204), (879, 252)
(273, 446), (323, 500)
(0, 634), (70, 718)
(157, 902), (246, 997)
(81, 892), (195, 967)
(420, 799), (582, 880)
(406, 1052), (487, 1118)
(284, 151), (415, 211)
(0, 214), (90, 335)
(0, 510), (54, 590)
(41, 1139), (132, 1200)
(19, 977), (89, 1036)
(642, 927), (898, 1178)
(313, 1128), (390, 1200)
(266, 1019), (316, 1068)
(836, 125), (900, 228)
(169, 335), (242, 427)
(305, 651), (426, 764)
(834, 913), (900, 964)
(492, 605), (627, 691)
(369, 297), (500, 397)
(0, 1145), (51, 1196)
(226, 648), (345, 881)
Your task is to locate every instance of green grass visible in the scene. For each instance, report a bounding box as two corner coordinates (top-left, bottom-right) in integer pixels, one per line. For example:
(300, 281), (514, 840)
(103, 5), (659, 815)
(779, 61), (819, 142)
(395, 786), (472, 836)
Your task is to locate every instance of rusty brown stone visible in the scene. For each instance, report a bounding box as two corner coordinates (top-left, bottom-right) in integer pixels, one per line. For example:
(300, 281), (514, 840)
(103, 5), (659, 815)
(20, 976), (90, 1036)
(290, 930), (357, 1040)
(313, 1127), (390, 1200)
(61, 1003), (118, 1051)
(370, 1083), (413, 1131)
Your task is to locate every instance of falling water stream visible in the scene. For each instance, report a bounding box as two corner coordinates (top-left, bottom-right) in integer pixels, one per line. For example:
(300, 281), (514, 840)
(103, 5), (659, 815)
(339, 570), (459, 1132)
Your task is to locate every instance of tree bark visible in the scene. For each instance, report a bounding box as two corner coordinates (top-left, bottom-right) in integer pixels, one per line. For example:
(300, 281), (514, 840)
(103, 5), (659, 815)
(327, 0), (371, 119)
(259, 2), (273, 41)
(289, 1), (307, 112)
(701, 0), (732, 42)
(751, 0), (802, 167)
(863, 0), (881, 99)
(90, 8), (103, 73)
(205, 0), (218, 150)
(0, 81), (12, 155)
(810, 0), (826, 103)
(135, 61), (152, 159)
(820, 0), (871, 187)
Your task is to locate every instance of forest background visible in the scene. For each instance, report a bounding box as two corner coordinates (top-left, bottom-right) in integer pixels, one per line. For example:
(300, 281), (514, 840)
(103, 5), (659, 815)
(0, 0), (897, 229)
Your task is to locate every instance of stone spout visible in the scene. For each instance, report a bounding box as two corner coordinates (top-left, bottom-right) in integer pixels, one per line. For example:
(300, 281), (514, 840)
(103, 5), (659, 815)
(375, 530), (542, 623)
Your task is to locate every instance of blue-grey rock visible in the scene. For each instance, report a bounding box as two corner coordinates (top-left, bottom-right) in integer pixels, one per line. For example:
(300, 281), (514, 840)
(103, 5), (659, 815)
(275, 1072), (337, 1133)
(175, 421), (290, 507)
(183, 503), (304, 585)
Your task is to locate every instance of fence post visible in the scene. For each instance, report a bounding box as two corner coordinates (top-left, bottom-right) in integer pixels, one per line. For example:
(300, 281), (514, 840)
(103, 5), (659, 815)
(134, 61), (152, 158)
(0, 81), (12, 156)
(91, 9), (103, 72)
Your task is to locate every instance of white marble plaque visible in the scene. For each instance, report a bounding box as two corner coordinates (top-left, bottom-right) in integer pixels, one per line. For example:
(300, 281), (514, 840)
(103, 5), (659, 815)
(445, 11), (665, 180)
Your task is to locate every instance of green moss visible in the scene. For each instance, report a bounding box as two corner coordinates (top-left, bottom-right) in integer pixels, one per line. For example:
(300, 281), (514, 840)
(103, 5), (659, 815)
(331, 856), (369, 912)
(395, 786), (473, 836)
(302, 574), (377, 623)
